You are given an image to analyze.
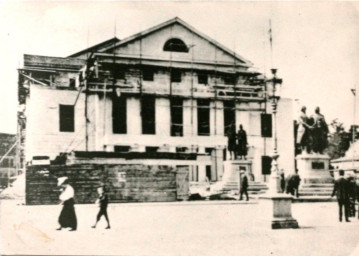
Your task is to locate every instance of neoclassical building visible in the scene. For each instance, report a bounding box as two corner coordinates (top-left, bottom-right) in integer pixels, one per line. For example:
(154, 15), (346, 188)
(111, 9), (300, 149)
(18, 17), (294, 184)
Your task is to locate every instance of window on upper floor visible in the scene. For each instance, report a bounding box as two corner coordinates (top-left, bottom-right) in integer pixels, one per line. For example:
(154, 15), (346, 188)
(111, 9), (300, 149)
(143, 67), (154, 81)
(224, 75), (236, 85)
(59, 105), (75, 132)
(163, 38), (189, 53)
(171, 69), (182, 83)
(198, 73), (208, 85)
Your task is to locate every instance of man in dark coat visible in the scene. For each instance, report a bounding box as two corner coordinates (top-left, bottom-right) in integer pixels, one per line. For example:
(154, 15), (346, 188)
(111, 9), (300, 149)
(239, 171), (249, 201)
(331, 170), (350, 222)
(291, 169), (301, 198)
(347, 175), (356, 217)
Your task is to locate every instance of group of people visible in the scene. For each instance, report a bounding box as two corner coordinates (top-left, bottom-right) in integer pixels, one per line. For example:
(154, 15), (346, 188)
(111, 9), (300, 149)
(331, 170), (359, 222)
(279, 169), (301, 197)
(227, 124), (248, 160)
(56, 177), (110, 231)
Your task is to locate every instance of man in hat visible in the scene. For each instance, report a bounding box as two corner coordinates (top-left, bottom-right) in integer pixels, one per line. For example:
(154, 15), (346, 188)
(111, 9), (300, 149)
(239, 170), (249, 201)
(331, 170), (350, 222)
(57, 177), (77, 231)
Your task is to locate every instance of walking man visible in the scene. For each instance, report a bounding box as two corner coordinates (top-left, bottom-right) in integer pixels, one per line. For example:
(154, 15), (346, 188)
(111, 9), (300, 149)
(331, 170), (350, 222)
(239, 170), (249, 201)
(92, 186), (111, 229)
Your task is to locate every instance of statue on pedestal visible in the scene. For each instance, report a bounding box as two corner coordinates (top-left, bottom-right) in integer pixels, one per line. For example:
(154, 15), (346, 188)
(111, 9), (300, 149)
(311, 107), (329, 154)
(237, 124), (248, 160)
(226, 123), (237, 160)
(296, 106), (328, 154)
(296, 106), (312, 153)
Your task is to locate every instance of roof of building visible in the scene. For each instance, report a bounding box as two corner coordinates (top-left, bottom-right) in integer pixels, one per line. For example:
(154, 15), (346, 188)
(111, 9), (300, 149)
(68, 37), (120, 58)
(332, 140), (359, 163)
(98, 17), (253, 66)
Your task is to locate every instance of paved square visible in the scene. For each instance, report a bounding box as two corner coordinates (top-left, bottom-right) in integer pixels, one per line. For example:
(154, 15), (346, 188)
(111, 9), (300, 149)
(1, 200), (358, 256)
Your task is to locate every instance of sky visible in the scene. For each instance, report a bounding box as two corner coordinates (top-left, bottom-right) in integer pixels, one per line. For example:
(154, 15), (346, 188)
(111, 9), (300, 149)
(1, 1), (359, 134)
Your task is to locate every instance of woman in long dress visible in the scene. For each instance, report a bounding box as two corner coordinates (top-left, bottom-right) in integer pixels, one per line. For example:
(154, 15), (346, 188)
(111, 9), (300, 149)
(57, 177), (77, 231)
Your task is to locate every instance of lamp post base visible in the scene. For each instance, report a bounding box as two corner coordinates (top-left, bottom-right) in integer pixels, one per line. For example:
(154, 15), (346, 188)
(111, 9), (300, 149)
(260, 194), (299, 229)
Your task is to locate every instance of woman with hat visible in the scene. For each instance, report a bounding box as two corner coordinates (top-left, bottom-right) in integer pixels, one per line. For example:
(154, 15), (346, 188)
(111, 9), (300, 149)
(57, 177), (77, 231)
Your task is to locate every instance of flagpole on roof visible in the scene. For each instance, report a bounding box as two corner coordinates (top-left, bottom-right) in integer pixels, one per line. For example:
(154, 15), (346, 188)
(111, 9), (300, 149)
(269, 19), (274, 70)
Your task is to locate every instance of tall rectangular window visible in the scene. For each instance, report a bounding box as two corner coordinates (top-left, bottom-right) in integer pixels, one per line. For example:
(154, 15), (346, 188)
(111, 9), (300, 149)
(206, 165), (212, 181)
(170, 98), (183, 136)
(171, 69), (182, 83)
(197, 99), (210, 136)
(223, 101), (236, 135)
(59, 104), (74, 132)
(143, 67), (154, 81)
(112, 96), (127, 134)
(141, 96), (156, 134)
(261, 113), (272, 137)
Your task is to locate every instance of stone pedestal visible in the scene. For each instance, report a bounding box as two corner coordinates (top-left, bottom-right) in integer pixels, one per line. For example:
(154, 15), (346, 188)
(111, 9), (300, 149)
(213, 160), (252, 192)
(260, 194), (299, 229)
(296, 153), (333, 184)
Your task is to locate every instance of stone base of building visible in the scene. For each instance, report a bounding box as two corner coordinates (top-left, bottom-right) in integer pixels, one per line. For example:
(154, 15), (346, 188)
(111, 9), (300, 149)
(260, 194), (299, 229)
(296, 153), (333, 184)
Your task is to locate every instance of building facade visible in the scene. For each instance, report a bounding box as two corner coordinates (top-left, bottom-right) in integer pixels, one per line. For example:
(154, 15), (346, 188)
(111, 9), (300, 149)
(0, 133), (18, 187)
(18, 17), (294, 184)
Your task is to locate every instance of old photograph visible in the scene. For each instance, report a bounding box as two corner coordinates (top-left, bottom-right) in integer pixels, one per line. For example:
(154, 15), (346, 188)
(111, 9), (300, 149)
(0, 1), (359, 255)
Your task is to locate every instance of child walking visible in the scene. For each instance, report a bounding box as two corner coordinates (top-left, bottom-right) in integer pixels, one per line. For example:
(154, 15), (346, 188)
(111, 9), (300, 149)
(92, 186), (110, 229)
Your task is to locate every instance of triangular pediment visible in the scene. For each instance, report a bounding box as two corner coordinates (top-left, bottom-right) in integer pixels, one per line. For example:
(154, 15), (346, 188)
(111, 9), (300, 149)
(99, 17), (252, 67)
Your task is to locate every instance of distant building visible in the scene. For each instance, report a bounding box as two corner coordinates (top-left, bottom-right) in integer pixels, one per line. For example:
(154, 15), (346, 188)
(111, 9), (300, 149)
(0, 133), (17, 187)
(18, 17), (294, 185)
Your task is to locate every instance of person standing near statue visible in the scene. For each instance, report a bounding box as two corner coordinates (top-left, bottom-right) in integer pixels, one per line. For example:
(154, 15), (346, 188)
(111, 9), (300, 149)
(331, 170), (350, 222)
(226, 123), (237, 160)
(311, 106), (329, 154)
(291, 169), (301, 198)
(237, 124), (248, 160)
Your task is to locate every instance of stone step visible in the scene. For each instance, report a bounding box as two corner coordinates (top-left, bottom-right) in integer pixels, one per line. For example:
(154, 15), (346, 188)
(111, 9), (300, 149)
(299, 191), (333, 196)
(301, 183), (334, 188)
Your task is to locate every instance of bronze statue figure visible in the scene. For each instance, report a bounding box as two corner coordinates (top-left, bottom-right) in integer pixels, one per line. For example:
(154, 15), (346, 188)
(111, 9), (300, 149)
(237, 124), (248, 160)
(296, 106), (328, 154)
(226, 123), (237, 160)
(311, 107), (329, 154)
(296, 106), (311, 153)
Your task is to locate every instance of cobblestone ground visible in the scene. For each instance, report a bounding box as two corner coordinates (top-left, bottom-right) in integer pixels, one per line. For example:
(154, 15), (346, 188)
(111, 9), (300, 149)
(1, 200), (358, 256)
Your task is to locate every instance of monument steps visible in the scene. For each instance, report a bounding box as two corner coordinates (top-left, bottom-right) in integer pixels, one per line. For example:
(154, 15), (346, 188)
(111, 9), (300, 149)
(299, 183), (334, 196)
(219, 181), (268, 194)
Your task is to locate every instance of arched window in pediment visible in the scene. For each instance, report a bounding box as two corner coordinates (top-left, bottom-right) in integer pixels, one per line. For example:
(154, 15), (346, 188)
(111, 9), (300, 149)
(163, 38), (189, 53)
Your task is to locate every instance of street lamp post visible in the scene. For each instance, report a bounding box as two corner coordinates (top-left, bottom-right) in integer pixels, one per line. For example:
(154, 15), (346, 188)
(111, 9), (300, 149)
(259, 68), (299, 229)
(268, 68), (282, 194)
